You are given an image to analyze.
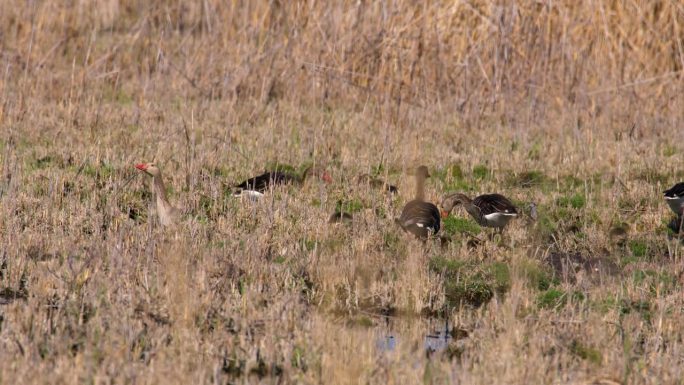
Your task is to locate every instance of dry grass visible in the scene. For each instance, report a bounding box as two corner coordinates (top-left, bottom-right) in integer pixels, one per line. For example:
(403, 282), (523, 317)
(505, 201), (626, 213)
(1, 1), (684, 384)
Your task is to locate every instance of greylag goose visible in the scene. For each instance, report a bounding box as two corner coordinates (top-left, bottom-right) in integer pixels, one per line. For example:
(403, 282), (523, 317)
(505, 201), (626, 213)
(664, 182), (684, 215)
(135, 162), (181, 227)
(357, 173), (398, 193)
(440, 192), (518, 233)
(233, 165), (332, 198)
(395, 166), (441, 239)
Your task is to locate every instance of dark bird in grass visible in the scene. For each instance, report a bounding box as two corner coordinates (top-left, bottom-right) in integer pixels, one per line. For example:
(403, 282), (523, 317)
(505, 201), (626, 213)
(440, 192), (518, 234)
(664, 182), (684, 216)
(395, 166), (441, 240)
(233, 165), (332, 199)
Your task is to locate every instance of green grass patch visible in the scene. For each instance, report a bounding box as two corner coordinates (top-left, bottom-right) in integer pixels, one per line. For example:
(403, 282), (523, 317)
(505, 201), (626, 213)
(537, 289), (566, 309)
(536, 289), (585, 309)
(442, 216), (481, 236)
(557, 194), (586, 209)
(623, 238), (666, 264)
(472, 164), (490, 180)
(628, 240), (647, 258)
(429, 257), (510, 308)
(448, 164), (464, 180)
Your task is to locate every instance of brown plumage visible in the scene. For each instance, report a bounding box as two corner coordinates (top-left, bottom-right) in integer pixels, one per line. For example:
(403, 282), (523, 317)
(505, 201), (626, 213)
(395, 166), (441, 239)
(233, 165), (332, 197)
(135, 162), (181, 227)
(440, 192), (517, 231)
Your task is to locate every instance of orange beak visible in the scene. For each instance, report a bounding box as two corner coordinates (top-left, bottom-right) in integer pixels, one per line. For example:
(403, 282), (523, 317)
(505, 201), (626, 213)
(321, 171), (333, 184)
(135, 163), (147, 171)
(441, 210), (449, 219)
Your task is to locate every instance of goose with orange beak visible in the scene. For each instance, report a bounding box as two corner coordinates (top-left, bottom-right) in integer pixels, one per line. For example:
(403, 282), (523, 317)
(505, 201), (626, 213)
(135, 162), (181, 227)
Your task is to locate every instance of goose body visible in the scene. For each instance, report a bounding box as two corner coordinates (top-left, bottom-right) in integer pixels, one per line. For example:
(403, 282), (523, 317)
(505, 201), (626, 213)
(233, 166), (332, 197)
(441, 193), (517, 230)
(135, 163), (181, 227)
(234, 171), (297, 194)
(664, 182), (684, 215)
(396, 166), (441, 239)
(396, 200), (441, 238)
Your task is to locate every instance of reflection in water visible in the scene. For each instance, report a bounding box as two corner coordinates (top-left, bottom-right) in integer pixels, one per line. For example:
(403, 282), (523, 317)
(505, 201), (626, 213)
(376, 316), (456, 354)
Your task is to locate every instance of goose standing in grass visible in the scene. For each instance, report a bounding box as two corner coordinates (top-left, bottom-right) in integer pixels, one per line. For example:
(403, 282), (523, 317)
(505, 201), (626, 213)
(664, 182), (684, 215)
(135, 162), (181, 227)
(395, 166), (441, 240)
(440, 192), (518, 234)
(232, 165), (332, 199)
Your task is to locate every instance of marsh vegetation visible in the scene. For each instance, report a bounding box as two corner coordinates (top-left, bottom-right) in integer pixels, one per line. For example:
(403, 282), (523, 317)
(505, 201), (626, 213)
(1, 1), (683, 383)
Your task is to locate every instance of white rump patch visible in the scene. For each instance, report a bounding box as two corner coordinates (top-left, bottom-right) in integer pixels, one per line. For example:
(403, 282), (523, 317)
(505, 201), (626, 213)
(483, 212), (516, 228)
(236, 190), (264, 201)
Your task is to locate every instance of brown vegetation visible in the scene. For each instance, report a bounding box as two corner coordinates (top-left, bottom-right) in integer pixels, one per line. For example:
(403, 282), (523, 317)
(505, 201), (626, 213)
(1, 1), (683, 384)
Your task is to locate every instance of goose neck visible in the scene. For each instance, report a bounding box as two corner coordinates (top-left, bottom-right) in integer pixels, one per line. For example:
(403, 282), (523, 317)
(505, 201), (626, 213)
(415, 175), (426, 201)
(152, 174), (171, 208)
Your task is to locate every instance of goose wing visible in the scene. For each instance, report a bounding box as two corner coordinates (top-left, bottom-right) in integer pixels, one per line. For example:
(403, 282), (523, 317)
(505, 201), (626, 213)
(664, 182), (684, 198)
(397, 200), (441, 238)
(234, 171), (289, 193)
(473, 194), (517, 216)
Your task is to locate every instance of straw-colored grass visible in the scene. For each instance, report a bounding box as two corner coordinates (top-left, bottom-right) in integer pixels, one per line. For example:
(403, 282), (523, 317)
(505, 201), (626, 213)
(1, 1), (683, 384)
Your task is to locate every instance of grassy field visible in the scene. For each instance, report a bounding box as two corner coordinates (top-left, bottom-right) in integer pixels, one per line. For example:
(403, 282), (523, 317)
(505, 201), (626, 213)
(1, 1), (684, 384)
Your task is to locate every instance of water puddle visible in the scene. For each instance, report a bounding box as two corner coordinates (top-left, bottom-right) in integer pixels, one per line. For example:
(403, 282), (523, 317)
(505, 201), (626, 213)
(374, 315), (466, 355)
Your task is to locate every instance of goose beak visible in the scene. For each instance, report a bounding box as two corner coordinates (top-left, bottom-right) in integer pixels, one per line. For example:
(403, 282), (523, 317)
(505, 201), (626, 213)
(321, 171), (333, 183)
(441, 210), (449, 218)
(135, 163), (148, 171)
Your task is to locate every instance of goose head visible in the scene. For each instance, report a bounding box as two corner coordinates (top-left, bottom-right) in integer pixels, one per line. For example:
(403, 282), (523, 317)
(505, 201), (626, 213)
(439, 193), (470, 218)
(135, 162), (161, 177)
